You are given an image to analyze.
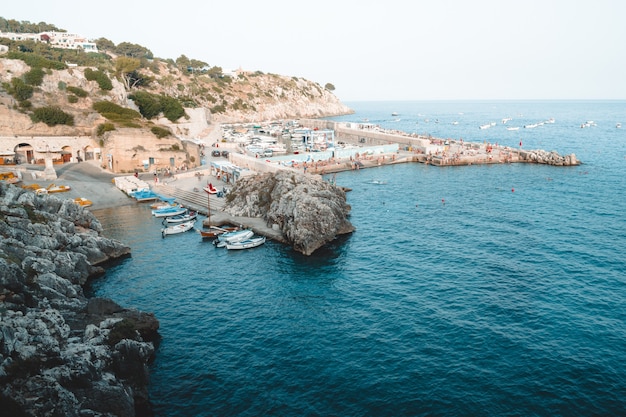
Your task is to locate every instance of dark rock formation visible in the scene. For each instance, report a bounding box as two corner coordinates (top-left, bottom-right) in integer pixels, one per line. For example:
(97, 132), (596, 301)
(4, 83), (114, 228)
(0, 183), (159, 417)
(222, 170), (354, 255)
(519, 150), (579, 166)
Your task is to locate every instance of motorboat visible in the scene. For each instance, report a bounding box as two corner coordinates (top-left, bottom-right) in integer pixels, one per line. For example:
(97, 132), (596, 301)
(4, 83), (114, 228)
(199, 225), (239, 239)
(152, 205), (186, 217)
(225, 236), (266, 250)
(213, 229), (254, 247)
(164, 210), (198, 224)
(73, 197), (93, 207)
(161, 220), (195, 237)
(203, 183), (218, 194)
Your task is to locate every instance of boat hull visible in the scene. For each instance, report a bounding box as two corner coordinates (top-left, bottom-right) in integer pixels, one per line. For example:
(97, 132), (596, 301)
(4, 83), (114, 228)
(225, 236), (266, 250)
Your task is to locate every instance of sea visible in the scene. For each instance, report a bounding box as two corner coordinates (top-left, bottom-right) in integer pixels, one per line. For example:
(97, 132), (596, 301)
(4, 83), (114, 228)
(89, 100), (626, 417)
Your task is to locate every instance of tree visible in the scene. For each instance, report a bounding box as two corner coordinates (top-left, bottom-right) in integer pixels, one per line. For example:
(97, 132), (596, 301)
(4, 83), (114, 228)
(175, 55), (191, 71)
(95, 37), (116, 52)
(115, 57), (141, 90)
(324, 83), (336, 91)
(115, 42), (153, 59)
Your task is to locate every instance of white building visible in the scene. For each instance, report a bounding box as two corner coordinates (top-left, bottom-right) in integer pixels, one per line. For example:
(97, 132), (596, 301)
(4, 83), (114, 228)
(0, 31), (98, 53)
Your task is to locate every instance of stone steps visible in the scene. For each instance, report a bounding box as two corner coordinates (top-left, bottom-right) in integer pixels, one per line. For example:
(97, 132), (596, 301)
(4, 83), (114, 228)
(153, 184), (225, 216)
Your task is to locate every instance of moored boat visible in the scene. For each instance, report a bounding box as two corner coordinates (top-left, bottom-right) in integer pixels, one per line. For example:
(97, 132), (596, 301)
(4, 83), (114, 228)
(198, 225), (239, 239)
(152, 205), (186, 217)
(73, 197), (93, 207)
(161, 220), (195, 237)
(225, 236), (266, 250)
(164, 210), (198, 224)
(213, 229), (254, 247)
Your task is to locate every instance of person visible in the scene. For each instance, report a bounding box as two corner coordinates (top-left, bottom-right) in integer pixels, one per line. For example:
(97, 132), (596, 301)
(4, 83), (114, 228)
(134, 171), (138, 178)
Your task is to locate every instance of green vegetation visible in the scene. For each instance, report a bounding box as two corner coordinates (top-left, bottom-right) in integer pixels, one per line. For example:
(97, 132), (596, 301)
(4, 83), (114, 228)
(66, 86), (88, 97)
(24, 67), (45, 86)
(6, 51), (66, 70)
(151, 126), (171, 138)
(3, 78), (34, 102)
(129, 91), (186, 122)
(96, 122), (115, 136)
(324, 83), (335, 91)
(93, 101), (141, 125)
(84, 68), (113, 91)
(31, 106), (74, 126)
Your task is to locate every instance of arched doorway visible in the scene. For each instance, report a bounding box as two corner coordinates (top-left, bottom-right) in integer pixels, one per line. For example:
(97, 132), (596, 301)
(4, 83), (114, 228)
(61, 145), (73, 163)
(84, 145), (95, 161)
(14, 143), (34, 164)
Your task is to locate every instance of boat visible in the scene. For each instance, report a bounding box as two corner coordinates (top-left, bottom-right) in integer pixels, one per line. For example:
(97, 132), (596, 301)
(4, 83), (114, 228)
(73, 197), (93, 207)
(616, 123), (621, 128)
(213, 229), (254, 247)
(225, 236), (266, 250)
(164, 210), (197, 224)
(391, 112), (399, 116)
(161, 220), (195, 237)
(203, 183), (218, 194)
(46, 184), (71, 193)
(152, 205), (186, 218)
(130, 189), (159, 202)
(199, 225), (239, 239)
(506, 127), (520, 131)
(479, 124), (492, 130)
(524, 123), (538, 129)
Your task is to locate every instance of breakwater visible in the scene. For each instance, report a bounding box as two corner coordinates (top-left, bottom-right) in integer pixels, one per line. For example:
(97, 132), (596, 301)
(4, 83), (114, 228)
(300, 118), (579, 167)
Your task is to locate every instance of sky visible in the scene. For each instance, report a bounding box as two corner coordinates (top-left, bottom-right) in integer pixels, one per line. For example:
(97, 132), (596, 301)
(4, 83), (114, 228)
(3, 0), (626, 101)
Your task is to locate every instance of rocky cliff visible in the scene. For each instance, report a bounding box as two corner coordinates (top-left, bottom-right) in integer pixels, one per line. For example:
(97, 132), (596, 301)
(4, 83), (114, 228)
(0, 183), (159, 417)
(222, 171), (355, 255)
(0, 57), (352, 139)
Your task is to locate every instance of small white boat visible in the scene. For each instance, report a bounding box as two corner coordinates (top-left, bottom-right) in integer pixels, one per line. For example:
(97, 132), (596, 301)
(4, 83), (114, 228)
(616, 123), (622, 128)
(226, 236), (266, 250)
(164, 210), (198, 224)
(524, 123), (538, 129)
(161, 220), (195, 237)
(152, 205), (186, 217)
(479, 124), (492, 130)
(391, 112), (399, 116)
(506, 127), (520, 131)
(213, 229), (254, 247)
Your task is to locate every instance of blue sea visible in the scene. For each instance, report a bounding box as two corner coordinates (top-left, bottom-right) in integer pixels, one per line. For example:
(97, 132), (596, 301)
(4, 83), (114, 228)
(90, 100), (626, 416)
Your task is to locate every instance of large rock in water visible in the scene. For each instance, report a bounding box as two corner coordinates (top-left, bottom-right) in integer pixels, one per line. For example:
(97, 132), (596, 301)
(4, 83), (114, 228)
(223, 171), (355, 255)
(0, 183), (158, 417)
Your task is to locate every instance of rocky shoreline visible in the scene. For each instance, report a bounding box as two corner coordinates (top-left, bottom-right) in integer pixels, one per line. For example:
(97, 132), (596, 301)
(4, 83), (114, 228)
(0, 182), (159, 417)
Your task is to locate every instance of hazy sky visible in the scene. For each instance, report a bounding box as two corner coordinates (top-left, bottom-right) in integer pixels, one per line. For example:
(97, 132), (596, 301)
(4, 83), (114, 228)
(3, 0), (625, 101)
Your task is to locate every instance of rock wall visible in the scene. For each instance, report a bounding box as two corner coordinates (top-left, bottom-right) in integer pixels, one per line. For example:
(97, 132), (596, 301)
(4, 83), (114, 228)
(222, 170), (355, 255)
(0, 183), (159, 417)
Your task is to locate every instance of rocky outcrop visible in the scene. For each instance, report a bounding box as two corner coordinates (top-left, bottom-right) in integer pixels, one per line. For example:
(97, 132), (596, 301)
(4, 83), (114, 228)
(0, 183), (159, 417)
(519, 150), (578, 166)
(222, 170), (355, 255)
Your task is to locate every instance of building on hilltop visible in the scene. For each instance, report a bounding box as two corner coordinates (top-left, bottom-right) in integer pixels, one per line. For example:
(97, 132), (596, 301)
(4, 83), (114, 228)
(0, 31), (98, 53)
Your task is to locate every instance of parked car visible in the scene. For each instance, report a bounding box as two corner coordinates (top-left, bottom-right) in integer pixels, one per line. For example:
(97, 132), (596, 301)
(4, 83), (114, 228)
(211, 150), (221, 157)
(221, 150), (229, 157)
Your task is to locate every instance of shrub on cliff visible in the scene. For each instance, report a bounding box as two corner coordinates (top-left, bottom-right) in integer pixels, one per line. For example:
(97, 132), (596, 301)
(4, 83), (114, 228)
(66, 86), (88, 98)
(151, 126), (171, 138)
(84, 68), (113, 91)
(129, 91), (186, 122)
(97, 122), (116, 136)
(3, 78), (34, 102)
(23, 67), (45, 86)
(93, 101), (141, 123)
(31, 106), (74, 126)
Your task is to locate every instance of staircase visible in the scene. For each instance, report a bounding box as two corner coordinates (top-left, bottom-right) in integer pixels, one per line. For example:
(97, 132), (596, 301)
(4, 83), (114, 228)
(153, 184), (225, 216)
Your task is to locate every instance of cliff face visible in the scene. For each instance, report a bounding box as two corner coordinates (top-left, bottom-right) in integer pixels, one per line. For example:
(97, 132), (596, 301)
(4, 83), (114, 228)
(222, 170), (355, 255)
(0, 183), (159, 417)
(0, 57), (352, 139)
